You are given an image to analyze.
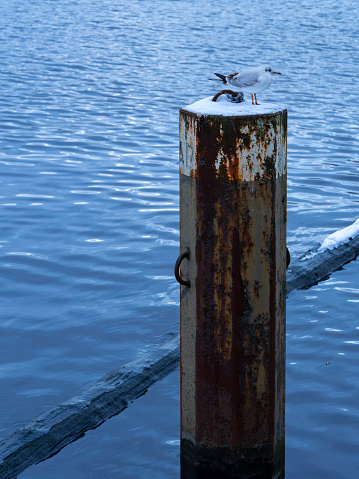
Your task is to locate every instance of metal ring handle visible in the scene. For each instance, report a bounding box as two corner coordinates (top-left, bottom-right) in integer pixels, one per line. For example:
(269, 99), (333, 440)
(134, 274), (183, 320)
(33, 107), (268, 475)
(174, 251), (191, 288)
(286, 247), (291, 270)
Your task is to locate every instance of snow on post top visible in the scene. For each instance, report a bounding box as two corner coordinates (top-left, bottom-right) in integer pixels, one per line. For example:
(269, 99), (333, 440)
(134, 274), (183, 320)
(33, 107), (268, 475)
(183, 96), (286, 116)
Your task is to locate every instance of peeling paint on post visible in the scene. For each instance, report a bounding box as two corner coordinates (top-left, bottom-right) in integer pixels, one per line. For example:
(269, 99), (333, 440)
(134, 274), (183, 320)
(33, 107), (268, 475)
(179, 101), (287, 479)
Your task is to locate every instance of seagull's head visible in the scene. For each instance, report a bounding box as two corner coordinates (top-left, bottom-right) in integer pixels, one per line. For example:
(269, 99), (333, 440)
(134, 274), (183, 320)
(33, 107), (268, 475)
(264, 66), (281, 75)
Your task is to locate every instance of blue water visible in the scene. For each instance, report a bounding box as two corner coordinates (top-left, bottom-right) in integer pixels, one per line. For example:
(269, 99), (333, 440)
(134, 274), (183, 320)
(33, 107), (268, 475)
(0, 0), (358, 477)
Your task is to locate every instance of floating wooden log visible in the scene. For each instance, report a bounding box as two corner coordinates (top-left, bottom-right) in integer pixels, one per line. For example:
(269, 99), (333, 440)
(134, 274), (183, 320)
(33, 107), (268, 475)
(286, 235), (359, 294)
(0, 334), (180, 479)
(0, 232), (358, 479)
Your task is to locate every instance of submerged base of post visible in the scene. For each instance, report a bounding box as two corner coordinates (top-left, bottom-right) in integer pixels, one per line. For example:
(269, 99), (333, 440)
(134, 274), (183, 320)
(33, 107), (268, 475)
(181, 439), (285, 479)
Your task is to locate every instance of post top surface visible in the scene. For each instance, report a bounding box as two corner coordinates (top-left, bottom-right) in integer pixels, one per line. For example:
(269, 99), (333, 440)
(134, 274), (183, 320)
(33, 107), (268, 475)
(182, 96), (286, 117)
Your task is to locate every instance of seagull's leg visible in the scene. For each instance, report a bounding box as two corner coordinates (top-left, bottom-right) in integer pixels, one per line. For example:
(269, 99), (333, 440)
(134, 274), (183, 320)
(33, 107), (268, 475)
(251, 94), (255, 105)
(254, 94), (260, 105)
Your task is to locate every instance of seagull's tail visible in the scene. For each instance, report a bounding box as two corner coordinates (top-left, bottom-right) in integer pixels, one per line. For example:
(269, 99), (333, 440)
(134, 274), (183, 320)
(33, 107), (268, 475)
(208, 73), (227, 84)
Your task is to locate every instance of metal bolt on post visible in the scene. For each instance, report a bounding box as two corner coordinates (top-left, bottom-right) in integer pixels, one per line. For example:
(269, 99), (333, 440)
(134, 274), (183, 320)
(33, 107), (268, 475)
(177, 99), (287, 479)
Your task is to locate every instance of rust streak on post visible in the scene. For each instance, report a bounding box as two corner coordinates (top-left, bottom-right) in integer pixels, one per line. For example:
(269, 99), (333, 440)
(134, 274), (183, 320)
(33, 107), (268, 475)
(179, 104), (287, 478)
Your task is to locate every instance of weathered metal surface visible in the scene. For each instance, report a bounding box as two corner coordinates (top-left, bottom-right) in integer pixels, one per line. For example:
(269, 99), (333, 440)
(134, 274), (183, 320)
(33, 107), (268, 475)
(179, 111), (287, 181)
(179, 108), (287, 478)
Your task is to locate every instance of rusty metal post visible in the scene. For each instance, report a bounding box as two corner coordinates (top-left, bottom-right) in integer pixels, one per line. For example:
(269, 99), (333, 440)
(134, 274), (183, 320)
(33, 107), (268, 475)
(178, 101), (287, 479)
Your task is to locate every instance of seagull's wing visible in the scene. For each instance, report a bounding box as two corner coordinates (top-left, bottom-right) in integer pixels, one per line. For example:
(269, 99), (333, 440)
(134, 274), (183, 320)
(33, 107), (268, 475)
(228, 70), (259, 88)
(227, 72), (239, 81)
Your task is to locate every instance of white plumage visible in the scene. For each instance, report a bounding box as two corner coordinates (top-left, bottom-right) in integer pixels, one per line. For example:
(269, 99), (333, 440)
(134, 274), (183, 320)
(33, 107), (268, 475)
(210, 65), (281, 105)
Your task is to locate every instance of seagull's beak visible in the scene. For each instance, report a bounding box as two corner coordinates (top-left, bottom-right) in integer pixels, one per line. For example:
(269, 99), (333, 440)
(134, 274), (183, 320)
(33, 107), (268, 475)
(273, 71), (281, 75)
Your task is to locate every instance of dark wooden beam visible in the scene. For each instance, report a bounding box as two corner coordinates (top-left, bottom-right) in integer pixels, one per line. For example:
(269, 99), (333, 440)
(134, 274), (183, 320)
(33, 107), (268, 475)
(286, 236), (359, 294)
(0, 334), (180, 479)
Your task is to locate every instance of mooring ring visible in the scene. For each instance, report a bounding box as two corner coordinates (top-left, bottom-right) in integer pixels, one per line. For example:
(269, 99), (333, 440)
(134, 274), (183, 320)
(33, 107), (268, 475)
(174, 251), (191, 287)
(286, 247), (291, 270)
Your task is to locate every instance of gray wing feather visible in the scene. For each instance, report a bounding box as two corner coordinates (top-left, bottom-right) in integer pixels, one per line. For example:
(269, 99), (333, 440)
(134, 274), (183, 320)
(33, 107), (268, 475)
(228, 70), (259, 88)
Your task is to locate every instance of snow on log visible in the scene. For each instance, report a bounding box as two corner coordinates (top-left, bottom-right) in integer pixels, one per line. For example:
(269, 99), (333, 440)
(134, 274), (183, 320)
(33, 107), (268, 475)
(287, 218), (359, 294)
(0, 219), (358, 479)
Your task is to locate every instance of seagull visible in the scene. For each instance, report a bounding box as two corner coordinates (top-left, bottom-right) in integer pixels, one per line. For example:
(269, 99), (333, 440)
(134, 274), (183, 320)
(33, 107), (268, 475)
(210, 65), (281, 105)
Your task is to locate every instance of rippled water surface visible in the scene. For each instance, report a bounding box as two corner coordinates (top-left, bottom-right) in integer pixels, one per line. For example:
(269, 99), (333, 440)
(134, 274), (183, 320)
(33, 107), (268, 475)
(1, 0), (359, 477)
